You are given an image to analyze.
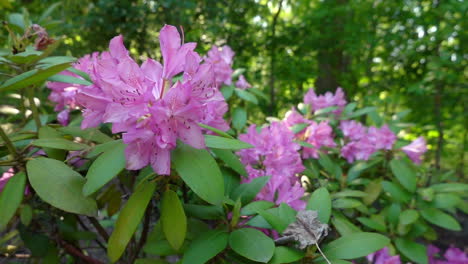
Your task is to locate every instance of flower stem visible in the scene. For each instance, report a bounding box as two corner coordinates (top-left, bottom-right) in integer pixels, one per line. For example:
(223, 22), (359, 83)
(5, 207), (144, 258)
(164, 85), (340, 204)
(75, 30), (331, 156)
(26, 86), (41, 130)
(0, 126), (18, 159)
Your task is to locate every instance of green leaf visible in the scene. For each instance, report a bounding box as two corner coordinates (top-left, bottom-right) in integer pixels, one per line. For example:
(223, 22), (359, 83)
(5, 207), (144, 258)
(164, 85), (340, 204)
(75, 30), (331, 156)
(390, 158), (417, 192)
(86, 140), (123, 159)
(231, 176), (269, 205)
(205, 135), (253, 150)
(332, 213), (362, 236)
(161, 190), (187, 251)
(47, 74), (92, 86)
(32, 138), (88, 151)
(433, 193), (461, 209)
(229, 228), (275, 263)
(83, 142), (126, 196)
(235, 88), (258, 104)
(381, 181), (411, 203)
(26, 158), (97, 216)
(198, 123), (234, 138)
(399, 209), (419, 225)
(172, 142), (224, 205)
(322, 232), (390, 260)
(395, 238), (428, 264)
(182, 230), (229, 264)
(0, 172), (26, 230)
(346, 107), (376, 119)
(67, 67), (92, 83)
(20, 204), (33, 226)
(306, 187), (331, 223)
(269, 246), (305, 264)
(108, 180), (156, 262)
(356, 217), (386, 232)
(38, 126), (66, 160)
(58, 126), (112, 144)
(232, 108), (247, 130)
(332, 198), (362, 209)
(221, 85), (234, 99)
(420, 208), (461, 231)
(363, 179), (382, 205)
(212, 149), (248, 176)
(431, 183), (468, 193)
(290, 123), (309, 134)
(241, 201), (275, 216)
(184, 204), (224, 220)
(347, 160), (380, 182)
(0, 62), (71, 91)
(314, 106), (338, 115)
(333, 190), (368, 198)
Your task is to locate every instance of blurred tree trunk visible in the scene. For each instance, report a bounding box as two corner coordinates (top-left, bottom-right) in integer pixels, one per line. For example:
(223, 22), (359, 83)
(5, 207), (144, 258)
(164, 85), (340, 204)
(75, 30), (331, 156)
(314, 0), (350, 95)
(269, 0), (284, 115)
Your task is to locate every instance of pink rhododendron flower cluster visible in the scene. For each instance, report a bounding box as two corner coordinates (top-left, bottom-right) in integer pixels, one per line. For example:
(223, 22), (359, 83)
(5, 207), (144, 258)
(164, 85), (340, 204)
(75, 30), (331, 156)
(341, 122), (397, 163)
(204, 45), (235, 86)
(304, 87), (347, 115)
(235, 74), (252, 90)
(237, 122), (306, 210)
(367, 247), (401, 264)
(48, 25), (230, 175)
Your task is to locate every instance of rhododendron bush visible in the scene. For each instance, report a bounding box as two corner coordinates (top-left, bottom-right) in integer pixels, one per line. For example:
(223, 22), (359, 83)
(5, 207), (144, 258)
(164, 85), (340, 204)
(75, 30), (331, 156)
(1, 13), (467, 264)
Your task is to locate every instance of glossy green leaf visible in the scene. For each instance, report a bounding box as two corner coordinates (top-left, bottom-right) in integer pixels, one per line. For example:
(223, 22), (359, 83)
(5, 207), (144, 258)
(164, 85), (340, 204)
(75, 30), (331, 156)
(395, 238), (428, 264)
(32, 138), (88, 151)
(333, 198), (362, 209)
(184, 204), (224, 220)
(83, 142), (126, 196)
(20, 204), (33, 226)
(26, 158), (97, 216)
(205, 135), (253, 150)
(198, 123), (234, 139)
(399, 209), (419, 225)
(356, 217), (386, 232)
(232, 108), (247, 130)
(108, 180), (156, 262)
(322, 232), (390, 260)
(433, 193), (461, 209)
(59, 126), (112, 144)
(431, 183), (468, 193)
(363, 179), (382, 205)
(0, 62), (71, 91)
(229, 228), (275, 263)
(306, 187), (331, 223)
(390, 158), (416, 192)
(333, 190), (368, 198)
(0, 172), (26, 230)
(172, 142), (224, 205)
(231, 176), (269, 205)
(290, 123), (308, 134)
(47, 74), (92, 86)
(38, 126), (66, 160)
(420, 208), (461, 231)
(182, 230), (228, 264)
(241, 201), (275, 216)
(269, 246), (305, 264)
(213, 149), (248, 176)
(161, 190), (187, 251)
(381, 181), (411, 203)
(331, 213), (362, 236)
(235, 88), (258, 104)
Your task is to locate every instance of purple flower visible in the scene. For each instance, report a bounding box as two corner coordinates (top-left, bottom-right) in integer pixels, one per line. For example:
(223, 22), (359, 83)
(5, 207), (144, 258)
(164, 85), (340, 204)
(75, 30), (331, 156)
(367, 247), (401, 264)
(341, 137), (375, 163)
(302, 121), (336, 159)
(235, 74), (252, 90)
(237, 122), (305, 210)
(340, 120), (366, 141)
(304, 87), (347, 115)
(204, 45), (235, 86)
(402, 137), (427, 164)
(0, 168), (15, 193)
(368, 125), (397, 150)
(428, 245), (468, 264)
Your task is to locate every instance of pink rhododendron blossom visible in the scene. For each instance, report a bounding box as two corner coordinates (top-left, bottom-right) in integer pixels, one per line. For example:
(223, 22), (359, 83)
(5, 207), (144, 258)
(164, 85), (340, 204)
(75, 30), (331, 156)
(368, 125), (397, 150)
(341, 137), (375, 163)
(304, 87), (347, 115)
(302, 121), (336, 159)
(367, 247), (401, 264)
(402, 137), (427, 164)
(237, 122), (305, 210)
(235, 74), (252, 90)
(428, 245), (468, 264)
(340, 120), (366, 141)
(204, 45), (235, 86)
(48, 25), (229, 175)
(0, 168), (15, 192)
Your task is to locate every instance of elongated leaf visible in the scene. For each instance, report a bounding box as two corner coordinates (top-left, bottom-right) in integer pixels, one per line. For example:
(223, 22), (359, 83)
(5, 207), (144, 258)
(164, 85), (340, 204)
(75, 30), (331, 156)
(306, 187), (331, 223)
(390, 158), (416, 192)
(0, 62), (71, 91)
(363, 179), (382, 205)
(48, 74), (92, 86)
(205, 135), (253, 150)
(229, 228), (275, 263)
(172, 142), (224, 205)
(182, 230), (228, 264)
(86, 140), (123, 159)
(290, 123), (309, 134)
(356, 217), (386, 232)
(32, 138), (88, 151)
(108, 181), (156, 262)
(58, 126), (112, 144)
(232, 108), (247, 130)
(395, 238), (428, 264)
(322, 232), (390, 260)
(162, 190), (187, 251)
(235, 88), (258, 104)
(0, 172), (26, 230)
(83, 142), (126, 196)
(26, 158), (97, 216)
(38, 126), (65, 161)
(346, 107), (376, 119)
(198, 123), (233, 139)
(399, 209), (419, 225)
(420, 208), (461, 231)
(333, 198), (362, 209)
(269, 246), (305, 264)
(431, 183), (468, 193)
(212, 149), (247, 176)
(381, 181), (411, 203)
(231, 176), (269, 205)
(241, 201), (275, 216)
